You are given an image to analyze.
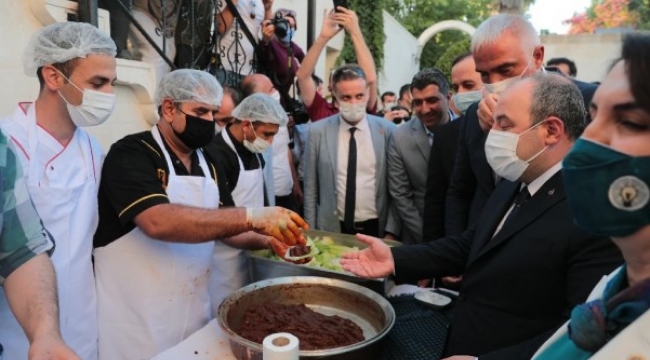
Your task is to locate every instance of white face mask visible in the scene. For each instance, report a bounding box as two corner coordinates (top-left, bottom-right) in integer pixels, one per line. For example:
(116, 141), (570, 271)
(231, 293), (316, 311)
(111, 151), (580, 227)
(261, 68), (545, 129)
(338, 101), (366, 123)
(215, 123), (225, 134)
(243, 125), (271, 153)
(484, 52), (535, 96)
(484, 121), (549, 182)
(57, 72), (115, 127)
(452, 90), (482, 115)
(384, 101), (397, 110)
(271, 91), (282, 103)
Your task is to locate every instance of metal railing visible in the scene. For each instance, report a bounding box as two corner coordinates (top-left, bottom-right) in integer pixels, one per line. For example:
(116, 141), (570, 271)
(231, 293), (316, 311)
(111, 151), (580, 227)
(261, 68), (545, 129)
(78, 0), (259, 88)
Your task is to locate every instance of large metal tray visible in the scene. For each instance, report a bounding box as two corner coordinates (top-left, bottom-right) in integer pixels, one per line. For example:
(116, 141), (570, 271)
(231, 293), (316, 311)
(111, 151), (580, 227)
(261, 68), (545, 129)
(247, 229), (400, 296)
(218, 276), (396, 360)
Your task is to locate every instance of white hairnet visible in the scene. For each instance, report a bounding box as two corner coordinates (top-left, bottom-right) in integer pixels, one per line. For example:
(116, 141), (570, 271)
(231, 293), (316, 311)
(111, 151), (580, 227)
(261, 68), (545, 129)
(154, 69), (223, 108)
(24, 22), (117, 76)
(231, 93), (288, 126)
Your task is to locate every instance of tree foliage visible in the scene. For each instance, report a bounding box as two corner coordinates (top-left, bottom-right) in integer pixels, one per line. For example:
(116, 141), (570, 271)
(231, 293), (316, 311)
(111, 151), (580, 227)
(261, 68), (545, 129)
(384, 0), (490, 70)
(564, 0), (641, 34)
(434, 38), (471, 81)
(629, 0), (650, 29)
(339, 0), (386, 70)
(383, 0), (535, 71)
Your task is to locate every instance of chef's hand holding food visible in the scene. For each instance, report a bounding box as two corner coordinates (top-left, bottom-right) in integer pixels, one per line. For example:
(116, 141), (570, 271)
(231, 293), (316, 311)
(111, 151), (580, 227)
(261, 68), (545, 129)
(248, 206), (308, 243)
(341, 234), (395, 278)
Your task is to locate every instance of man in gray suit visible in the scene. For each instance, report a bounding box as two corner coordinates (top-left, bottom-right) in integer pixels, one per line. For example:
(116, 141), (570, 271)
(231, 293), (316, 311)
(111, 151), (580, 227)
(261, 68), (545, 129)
(386, 68), (455, 243)
(304, 64), (396, 237)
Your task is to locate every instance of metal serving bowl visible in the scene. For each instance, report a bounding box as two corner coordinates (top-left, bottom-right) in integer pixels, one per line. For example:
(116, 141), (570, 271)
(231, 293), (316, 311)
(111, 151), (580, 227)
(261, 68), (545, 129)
(217, 276), (396, 360)
(247, 229), (400, 295)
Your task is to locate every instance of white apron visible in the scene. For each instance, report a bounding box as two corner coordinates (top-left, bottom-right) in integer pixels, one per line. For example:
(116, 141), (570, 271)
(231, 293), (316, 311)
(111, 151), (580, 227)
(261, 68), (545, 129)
(0, 105), (101, 360)
(210, 131), (265, 314)
(93, 126), (219, 360)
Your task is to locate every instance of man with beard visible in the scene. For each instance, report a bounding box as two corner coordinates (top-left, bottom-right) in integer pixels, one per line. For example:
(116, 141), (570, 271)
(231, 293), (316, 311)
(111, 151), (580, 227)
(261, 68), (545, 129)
(385, 68), (455, 243)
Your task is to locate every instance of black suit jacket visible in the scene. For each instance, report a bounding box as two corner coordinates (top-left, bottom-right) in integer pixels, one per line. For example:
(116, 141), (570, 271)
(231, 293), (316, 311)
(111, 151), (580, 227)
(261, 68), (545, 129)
(392, 172), (622, 359)
(444, 79), (598, 236)
(422, 117), (462, 241)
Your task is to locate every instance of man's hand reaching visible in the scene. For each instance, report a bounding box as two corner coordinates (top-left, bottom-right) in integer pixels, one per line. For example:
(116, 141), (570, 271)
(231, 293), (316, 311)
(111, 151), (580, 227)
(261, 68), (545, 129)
(341, 234), (395, 278)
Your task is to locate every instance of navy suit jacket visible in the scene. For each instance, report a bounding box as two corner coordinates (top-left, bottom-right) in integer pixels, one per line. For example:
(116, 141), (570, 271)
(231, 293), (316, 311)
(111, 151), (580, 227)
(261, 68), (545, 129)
(444, 79), (598, 235)
(392, 172), (622, 359)
(422, 117), (463, 241)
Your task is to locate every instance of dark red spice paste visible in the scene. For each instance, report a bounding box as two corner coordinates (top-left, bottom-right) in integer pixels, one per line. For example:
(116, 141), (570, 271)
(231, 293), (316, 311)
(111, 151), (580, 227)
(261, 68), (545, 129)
(236, 303), (365, 350)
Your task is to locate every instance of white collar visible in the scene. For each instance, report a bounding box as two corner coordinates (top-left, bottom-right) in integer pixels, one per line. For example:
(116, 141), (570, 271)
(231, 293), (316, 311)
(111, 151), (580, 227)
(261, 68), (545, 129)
(526, 161), (562, 196)
(339, 116), (369, 132)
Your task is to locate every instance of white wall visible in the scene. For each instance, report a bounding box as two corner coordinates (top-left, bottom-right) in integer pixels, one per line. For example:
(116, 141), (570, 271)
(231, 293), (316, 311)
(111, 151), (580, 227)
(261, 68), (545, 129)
(0, 0), (158, 151)
(541, 33), (622, 83)
(379, 11), (419, 96)
(0, 1), (420, 150)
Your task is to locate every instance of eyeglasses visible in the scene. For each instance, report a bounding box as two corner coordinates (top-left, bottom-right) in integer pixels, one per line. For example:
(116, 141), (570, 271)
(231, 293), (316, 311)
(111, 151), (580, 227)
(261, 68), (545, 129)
(411, 97), (440, 107)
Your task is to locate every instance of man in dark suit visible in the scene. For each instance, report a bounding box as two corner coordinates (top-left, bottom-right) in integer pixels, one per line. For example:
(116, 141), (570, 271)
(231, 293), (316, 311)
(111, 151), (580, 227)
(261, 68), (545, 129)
(341, 73), (622, 360)
(422, 53), (483, 241)
(445, 14), (598, 236)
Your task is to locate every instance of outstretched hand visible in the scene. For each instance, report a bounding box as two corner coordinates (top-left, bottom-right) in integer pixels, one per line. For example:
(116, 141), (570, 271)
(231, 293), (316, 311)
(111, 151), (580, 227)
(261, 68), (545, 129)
(340, 234), (394, 278)
(332, 7), (361, 35)
(319, 9), (343, 39)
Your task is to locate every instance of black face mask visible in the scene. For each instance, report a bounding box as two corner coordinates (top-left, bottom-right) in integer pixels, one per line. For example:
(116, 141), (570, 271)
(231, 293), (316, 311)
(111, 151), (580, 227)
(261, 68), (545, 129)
(175, 110), (215, 149)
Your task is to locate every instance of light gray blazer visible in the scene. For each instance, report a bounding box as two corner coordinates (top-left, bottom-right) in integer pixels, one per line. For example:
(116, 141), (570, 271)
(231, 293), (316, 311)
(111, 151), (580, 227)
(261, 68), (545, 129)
(386, 117), (431, 243)
(303, 113), (396, 236)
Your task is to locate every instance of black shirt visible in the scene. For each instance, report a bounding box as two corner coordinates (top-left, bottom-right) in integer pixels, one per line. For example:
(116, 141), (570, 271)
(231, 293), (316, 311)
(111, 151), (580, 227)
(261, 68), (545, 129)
(203, 126), (265, 196)
(94, 130), (234, 248)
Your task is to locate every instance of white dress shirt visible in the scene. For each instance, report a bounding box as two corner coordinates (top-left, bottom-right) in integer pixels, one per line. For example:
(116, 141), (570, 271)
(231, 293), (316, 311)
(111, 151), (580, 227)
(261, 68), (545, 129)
(272, 126), (293, 196)
(336, 117), (378, 222)
(493, 161), (562, 236)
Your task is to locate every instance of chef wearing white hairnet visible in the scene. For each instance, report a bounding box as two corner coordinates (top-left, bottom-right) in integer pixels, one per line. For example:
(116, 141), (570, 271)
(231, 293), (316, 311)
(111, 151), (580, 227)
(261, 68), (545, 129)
(0, 21), (117, 360)
(204, 92), (289, 314)
(93, 69), (308, 360)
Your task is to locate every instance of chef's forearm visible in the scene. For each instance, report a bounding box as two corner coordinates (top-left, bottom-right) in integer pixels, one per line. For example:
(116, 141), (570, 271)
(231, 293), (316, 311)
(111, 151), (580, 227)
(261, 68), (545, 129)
(134, 204), (251, 243)
(222, 232), (270, 250)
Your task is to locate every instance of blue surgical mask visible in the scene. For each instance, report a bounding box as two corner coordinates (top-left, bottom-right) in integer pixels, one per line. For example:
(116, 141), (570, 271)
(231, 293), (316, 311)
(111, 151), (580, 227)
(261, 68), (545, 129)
(280, 28), (294, 43)
(563, 138), (650, 237)
(452, 90), (482, 115)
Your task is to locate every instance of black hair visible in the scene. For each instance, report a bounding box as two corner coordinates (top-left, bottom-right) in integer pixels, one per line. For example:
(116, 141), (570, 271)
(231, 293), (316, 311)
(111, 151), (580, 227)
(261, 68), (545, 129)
(331, 64), (366, 91)
(410, 68), (450, 95)
(381, 91), (396, 102)
(621, 32), (650, 115)
(311, 74), (323, 87)
(451, 52), (473, 69)
(398, 84), (411, 100)
(36, 59), (78, 90)
(546, 57), (577, 77)
(223, 86), (243, 107)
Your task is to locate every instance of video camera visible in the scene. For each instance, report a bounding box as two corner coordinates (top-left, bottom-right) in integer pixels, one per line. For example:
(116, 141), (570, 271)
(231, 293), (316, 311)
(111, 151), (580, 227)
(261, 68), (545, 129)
(271, 11), (291, 39)
(286, 97), (310, 125)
